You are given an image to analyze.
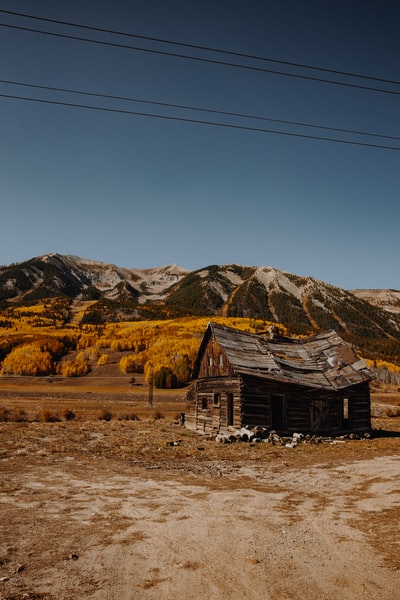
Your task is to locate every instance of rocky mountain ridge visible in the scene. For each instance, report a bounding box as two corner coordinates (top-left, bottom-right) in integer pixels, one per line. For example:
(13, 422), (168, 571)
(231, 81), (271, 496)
(1, 254), (399, 342)
(0, 254), (189, 304)
(350, 288), (400, 315)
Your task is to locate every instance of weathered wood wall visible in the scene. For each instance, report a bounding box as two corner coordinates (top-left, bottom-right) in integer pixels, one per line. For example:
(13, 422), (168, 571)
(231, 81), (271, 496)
(197, 337), (235, 379)
(347, 381), (371, 432)
(185, 377), (241, 435)
(241, 375), (371, 434)
(186, 376), (371, 436)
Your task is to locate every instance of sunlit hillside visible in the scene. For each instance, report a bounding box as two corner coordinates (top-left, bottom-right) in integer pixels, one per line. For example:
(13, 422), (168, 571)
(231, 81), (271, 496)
(2, 252), (400, 388)
(0, 298), (282, 386)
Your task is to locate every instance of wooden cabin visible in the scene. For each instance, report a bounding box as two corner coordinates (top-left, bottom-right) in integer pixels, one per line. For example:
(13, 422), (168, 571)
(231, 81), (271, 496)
(185, 322), (372, 436)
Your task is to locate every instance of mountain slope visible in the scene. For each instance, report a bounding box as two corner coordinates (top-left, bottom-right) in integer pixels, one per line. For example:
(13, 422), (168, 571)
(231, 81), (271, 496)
(0, 254), (189, 304)
(350, 289), (400, 315)
(1, 255), (400, 344)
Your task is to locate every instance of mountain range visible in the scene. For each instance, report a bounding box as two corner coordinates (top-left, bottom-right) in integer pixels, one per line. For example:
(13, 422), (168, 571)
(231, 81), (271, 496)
(1, 254), (400, 345)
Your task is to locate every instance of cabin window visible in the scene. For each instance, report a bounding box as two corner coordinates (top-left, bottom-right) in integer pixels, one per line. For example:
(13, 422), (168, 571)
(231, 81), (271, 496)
(219, 354), (224, 366)
(213, 393), (220, 407)
(342, 397), (349, 428)
(201, 397), (208, 411)
(208, 356), (214, 367)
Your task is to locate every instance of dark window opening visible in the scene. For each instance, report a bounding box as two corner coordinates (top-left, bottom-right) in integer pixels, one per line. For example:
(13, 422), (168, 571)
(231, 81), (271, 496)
(213, 393), (220, 407)
(201, 397), (208, 411)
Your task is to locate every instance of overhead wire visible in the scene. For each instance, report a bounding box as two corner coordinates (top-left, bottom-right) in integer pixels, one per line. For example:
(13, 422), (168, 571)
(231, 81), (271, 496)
(1, 8), (399, 88)
(1, 91), (399, 151)
(1, 22), (400, 97)
(1, 78), (399, 142)
(1, 9), (398, 150)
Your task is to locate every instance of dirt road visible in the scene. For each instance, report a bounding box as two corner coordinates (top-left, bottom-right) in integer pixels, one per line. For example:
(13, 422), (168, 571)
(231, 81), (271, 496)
(1, 418), (399, 600)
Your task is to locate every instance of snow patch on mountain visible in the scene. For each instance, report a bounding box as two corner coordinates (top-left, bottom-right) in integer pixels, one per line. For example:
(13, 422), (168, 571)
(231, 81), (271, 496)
(222, 269), (245, 287)
(254, 266), (303, 300)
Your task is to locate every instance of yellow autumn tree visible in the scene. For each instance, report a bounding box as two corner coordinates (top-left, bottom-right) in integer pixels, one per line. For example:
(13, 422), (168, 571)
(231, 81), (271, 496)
(120, 353), (145, 373)
(97, 353), (109, 366)
(77, 332), (99, 350)
(60, 351), (90, 377)
(1, 344), (53, 376)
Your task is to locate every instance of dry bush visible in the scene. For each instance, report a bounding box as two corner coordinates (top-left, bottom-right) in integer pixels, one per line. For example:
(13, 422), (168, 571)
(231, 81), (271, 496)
(10, 408), (28, 422)
(153, 410), (165, 420)
(0, 406), (10, 422)
(62, 408), (76, 421)
(39, 409), (61, 423)
(118, 413), (140, 421)
(98, 409), (113, 421)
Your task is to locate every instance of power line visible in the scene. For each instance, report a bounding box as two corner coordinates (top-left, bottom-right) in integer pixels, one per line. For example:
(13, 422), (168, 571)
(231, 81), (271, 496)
(1, 92), (399, 151)
(1, 22), (400, 97)
(1, 78), (399, 142)
(1, 8), (399, 88)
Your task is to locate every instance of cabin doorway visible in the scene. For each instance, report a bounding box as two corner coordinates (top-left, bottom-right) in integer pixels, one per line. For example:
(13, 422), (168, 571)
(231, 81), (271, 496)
(270, 394), (285, 430)
(227, 393), (234, 426)
(310, 399), (330, 432)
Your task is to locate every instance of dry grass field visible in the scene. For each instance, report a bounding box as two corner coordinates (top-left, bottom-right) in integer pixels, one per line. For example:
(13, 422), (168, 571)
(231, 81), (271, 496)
(1, 372), (400, 599)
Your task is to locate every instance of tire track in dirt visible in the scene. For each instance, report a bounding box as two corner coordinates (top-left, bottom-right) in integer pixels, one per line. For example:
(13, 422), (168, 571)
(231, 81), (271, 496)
(1, 457), (399, 598)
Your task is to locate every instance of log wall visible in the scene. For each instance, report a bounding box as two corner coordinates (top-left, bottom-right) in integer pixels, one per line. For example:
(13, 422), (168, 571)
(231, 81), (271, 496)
(186, 375), (371, 436)
(347, 381), (371, 432)
(185, 377), (241, 435)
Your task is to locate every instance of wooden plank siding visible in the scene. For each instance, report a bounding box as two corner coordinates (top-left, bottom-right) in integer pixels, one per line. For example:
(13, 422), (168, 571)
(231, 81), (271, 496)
(185, 377), (241, 435)
(347, 381), (371, 432)
(187, 376), (371, 436)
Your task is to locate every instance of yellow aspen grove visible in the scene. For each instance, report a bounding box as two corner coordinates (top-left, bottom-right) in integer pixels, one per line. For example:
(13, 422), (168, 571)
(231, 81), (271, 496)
(1, 344), (53, 375)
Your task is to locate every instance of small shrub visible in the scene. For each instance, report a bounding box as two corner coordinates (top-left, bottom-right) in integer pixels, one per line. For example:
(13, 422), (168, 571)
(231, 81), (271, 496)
(98, 409), (113, 421)
(0, 407), (10, 422)
(119, 413), (140, 421)
(153, 410), (165, 420)
(39, 409), (61, 423)
(62, 408), (76, 421)
(10, 408), (28, 423)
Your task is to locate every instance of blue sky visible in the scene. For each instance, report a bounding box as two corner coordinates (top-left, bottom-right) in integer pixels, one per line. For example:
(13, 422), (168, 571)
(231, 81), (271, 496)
(0, 0), (399, 289)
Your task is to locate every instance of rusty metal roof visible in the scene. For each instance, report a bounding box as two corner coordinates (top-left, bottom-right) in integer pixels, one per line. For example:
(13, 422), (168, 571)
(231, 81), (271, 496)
(205, 323), (372, 391)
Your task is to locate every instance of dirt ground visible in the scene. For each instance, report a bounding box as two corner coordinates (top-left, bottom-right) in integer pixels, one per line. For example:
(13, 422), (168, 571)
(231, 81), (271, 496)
(0, 381), (400, 599)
